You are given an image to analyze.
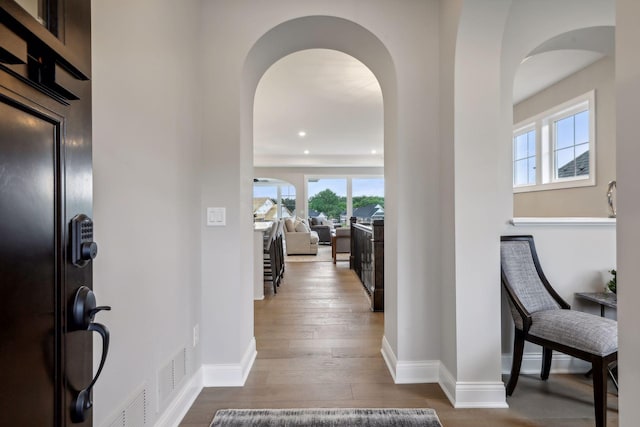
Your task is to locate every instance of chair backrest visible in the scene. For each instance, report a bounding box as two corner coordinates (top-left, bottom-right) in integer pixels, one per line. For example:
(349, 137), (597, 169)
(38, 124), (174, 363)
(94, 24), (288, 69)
(263, 221), (278, 251)
(334, 227), (351, 253)
(500, 236), (564, 328)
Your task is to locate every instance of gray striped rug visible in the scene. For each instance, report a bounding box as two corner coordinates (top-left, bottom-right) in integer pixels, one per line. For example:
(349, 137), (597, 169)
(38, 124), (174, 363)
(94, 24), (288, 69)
(211, 408), (442, 426)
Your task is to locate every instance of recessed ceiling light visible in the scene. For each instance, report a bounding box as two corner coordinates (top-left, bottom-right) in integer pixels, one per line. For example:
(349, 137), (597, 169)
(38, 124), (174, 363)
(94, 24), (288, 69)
(303, 149), (310, 155)
(298, 131), (307, 137)
(371, 149), (377, 154)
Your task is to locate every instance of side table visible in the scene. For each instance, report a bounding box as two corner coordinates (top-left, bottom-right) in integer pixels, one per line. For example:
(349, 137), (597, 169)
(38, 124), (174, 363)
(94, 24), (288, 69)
(575, 292), (617, 317)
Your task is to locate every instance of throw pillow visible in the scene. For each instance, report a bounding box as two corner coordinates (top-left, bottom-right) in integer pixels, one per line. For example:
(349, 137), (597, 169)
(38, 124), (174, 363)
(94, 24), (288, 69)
(294, 220), (307, 233)
(284, 218), (295, 232)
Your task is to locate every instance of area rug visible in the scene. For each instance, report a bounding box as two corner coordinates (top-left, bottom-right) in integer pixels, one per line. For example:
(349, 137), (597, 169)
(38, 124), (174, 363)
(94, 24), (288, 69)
(210, 408), (442, 427)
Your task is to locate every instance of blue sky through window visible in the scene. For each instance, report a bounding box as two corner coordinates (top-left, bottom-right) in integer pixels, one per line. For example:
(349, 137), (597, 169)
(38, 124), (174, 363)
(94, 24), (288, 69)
(308, 178), (384, 198)
(353, 178), (384, 197)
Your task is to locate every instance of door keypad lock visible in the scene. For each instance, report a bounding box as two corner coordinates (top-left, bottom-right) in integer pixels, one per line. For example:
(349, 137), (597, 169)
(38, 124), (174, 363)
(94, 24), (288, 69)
(71, 214), (98, 267)
(71, 286), (111, 423)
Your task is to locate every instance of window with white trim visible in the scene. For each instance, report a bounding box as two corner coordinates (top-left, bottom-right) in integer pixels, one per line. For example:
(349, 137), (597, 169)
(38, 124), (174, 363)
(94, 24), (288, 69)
(513, 90), (595, 193)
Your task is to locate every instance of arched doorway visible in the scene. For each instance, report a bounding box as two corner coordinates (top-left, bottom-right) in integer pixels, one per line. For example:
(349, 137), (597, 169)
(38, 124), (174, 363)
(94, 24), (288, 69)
(240, 15), (402, 378)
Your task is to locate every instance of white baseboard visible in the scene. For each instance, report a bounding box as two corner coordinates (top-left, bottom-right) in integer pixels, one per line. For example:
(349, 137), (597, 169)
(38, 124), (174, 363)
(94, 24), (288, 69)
(501, 352), (590, 375)
(154, 367), (204, 427)
(202, 337), (257, 386)
(381, 339), (507, 408)
(395, 360), (440, 383)
(439, 363), (508, 408)
(380, 336), (398, 382)
(380, 336), (440, 383)
(438, 363), (457, 405)
(453, 381), (508, 408)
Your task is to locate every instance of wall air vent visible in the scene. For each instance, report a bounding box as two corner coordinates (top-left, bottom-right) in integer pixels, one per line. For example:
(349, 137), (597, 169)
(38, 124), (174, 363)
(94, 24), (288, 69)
(157, 347), (189, 408)
(106, 386), (148, 427)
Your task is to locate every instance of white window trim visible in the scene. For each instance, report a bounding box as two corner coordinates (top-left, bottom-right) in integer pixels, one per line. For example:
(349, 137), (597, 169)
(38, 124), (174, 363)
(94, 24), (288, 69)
(513, 90), (596, 193)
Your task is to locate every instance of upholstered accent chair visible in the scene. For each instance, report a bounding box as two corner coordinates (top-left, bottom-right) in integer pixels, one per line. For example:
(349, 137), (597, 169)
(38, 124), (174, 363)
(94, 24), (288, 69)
(500, 235), (617, 427)
(331, 227), (350, 264)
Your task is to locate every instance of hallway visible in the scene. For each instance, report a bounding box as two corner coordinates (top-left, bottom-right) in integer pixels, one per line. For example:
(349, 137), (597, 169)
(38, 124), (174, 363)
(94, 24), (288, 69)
(180, 262), (617, 426)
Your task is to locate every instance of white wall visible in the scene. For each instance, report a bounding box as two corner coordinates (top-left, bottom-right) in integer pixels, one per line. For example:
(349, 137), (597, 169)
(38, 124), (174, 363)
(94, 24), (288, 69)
(441, 0), (615, 407)
(86, 1), (640, 423)
(91, 0), (202, 425)
(438, 0), (461, 382)
(514, 57), (616, 217)
(616, 0), (640, 424)
(201, 0), (442, 386)
(446, 0), (512, 407)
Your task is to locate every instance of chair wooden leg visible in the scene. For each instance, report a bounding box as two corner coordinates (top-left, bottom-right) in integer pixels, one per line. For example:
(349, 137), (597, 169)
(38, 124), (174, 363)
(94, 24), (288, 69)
(592, 357), (607, 427)
(507, 329), (525, 396)
(541, 347), (552, 380)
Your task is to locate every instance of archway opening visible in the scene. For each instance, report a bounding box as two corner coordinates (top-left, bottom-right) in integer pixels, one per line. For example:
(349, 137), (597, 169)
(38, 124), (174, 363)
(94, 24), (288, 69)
(241, 15), (399, 381)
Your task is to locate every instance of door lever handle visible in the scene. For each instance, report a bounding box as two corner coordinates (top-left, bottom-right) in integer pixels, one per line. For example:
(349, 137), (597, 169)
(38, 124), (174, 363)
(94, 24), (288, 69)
(72, 286), (111, 330)
(70, 286), (111, 423)
(71, 322), (110, 423)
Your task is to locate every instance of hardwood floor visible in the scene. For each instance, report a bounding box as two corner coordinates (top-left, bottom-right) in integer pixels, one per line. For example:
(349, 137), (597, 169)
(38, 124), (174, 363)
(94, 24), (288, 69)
(180, 262), (618, 426)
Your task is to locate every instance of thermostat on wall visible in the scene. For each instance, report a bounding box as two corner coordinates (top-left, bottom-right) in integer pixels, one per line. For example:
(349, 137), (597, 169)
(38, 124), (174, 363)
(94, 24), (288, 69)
(207, 207), (226, 226)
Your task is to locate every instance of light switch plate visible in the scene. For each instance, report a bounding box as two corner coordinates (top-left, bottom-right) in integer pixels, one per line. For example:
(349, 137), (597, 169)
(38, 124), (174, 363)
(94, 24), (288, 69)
(207, 207), (226, 226)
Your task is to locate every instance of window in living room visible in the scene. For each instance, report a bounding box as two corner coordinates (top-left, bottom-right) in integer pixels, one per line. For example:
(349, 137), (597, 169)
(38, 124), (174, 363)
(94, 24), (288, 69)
(306, 176), (384, 225)
(307, 178), (347, 224)
(513, 90), (595, 192)
(253, 178), (296, 221)
(352, 178), (384, 223)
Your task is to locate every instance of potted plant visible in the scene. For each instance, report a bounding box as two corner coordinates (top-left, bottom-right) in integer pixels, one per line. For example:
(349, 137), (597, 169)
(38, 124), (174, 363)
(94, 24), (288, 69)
(606, 269), (617, 294)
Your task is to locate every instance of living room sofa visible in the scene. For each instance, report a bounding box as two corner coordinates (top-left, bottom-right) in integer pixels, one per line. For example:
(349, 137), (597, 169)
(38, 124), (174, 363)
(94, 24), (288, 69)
(284, 217), (319, 255)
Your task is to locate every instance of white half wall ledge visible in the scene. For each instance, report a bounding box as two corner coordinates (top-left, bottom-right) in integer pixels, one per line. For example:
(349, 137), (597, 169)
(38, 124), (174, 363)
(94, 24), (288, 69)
(154, 368), (204, 427)
(202, 338), (257, 387)
(501, 352), (590, 375)
(438, 364), (508, 409)
(510, 217), (616, 226)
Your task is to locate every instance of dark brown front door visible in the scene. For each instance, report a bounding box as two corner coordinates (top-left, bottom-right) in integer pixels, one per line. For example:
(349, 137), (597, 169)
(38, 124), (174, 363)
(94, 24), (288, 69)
(0, 92), (64, 426)
(0, 1), (99, 425)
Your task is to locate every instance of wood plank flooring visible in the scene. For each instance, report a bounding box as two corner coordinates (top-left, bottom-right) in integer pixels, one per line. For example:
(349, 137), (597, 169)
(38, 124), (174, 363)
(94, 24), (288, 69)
(180, 262), (618, 426)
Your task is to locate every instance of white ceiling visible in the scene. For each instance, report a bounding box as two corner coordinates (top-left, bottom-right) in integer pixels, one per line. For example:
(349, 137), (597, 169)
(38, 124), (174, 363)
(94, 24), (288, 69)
(513, 26), (614, 104)
(513, 50), (605, 104)
(254, 27), (613, 168)
(253, 49), (383, 168)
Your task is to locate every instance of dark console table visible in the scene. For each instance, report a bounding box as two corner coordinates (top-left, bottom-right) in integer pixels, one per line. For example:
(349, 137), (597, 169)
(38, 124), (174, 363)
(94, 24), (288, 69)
(575, 292), (617, 317)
